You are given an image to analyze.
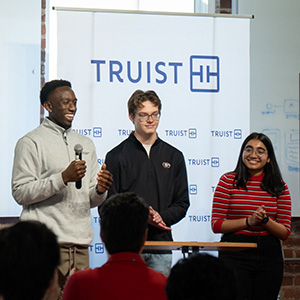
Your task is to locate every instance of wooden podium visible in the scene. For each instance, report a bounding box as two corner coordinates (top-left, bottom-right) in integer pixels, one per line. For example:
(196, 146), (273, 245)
(144, 241), (257, 257)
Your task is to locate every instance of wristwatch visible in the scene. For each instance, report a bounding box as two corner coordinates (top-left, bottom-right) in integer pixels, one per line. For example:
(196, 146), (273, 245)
(261, 215), (269, 224)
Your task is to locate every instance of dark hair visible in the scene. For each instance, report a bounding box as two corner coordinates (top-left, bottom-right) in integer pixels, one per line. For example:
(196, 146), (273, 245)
(127, 89), (162, 116)
(234, 132), (284, 195)
(99, 192), (149, 254)
(166, 253), (237, 300)
(0, 221), (60, 300)
(40, 79), (72, 105)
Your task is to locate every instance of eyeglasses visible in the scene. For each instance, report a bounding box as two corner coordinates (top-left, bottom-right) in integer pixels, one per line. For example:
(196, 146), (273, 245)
(136, 112), (160, 122)
(244, 146), (268, 157)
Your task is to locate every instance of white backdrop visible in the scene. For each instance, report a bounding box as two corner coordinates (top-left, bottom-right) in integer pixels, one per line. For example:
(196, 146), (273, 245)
(54, 9), (250, 267)
(0, 0), (41, 217)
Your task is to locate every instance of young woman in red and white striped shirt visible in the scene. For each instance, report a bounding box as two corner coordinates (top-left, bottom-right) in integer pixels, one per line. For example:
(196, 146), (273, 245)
(211, 132), (291, 300)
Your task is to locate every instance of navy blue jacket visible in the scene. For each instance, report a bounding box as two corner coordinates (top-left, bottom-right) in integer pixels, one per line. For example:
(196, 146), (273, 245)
(103, 132), (189, 242)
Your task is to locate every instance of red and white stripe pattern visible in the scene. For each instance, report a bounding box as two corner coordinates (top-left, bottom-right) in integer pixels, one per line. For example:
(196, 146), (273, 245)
(211, 172), (291, 236)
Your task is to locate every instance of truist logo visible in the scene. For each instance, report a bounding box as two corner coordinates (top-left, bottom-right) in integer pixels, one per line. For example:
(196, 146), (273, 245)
(91, 55), (220, 93)
(211, 129), (242, 139)
(165, 128), (197, 139)
(73, 127), (102, 138)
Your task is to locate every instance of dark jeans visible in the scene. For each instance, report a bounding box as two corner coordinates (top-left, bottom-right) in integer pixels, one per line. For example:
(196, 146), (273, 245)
(219, 233), (283, 300)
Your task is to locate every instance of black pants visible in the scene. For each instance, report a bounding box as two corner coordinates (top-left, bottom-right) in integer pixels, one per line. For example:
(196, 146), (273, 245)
(219, 233), (283, 300)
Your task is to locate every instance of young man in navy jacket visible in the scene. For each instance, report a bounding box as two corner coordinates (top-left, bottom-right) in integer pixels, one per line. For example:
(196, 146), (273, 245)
(101, 89), (190, 276)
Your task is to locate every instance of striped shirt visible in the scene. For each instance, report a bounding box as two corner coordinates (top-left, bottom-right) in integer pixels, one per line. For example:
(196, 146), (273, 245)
(211, 172), (291, 237)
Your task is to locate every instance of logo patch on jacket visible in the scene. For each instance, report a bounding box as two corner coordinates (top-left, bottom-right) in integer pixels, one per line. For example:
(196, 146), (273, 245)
(162, 162), (171, 169)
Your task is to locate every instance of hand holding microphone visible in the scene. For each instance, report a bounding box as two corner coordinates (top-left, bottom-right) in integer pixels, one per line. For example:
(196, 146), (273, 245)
(61, 144), (86, 187)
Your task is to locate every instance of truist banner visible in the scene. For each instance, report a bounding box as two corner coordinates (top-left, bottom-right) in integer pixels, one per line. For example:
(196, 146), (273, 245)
(54, 9), (250, 267)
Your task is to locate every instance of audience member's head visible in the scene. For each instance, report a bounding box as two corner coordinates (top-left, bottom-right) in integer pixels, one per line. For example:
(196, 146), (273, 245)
(166, 253), (237, 300)
(0, 221), (60, 300)
(99, 192), (149, 254)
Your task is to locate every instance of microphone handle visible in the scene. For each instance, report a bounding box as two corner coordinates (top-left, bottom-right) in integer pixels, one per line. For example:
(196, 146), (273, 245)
(75, 152), (82, 161)
(75, 152), (82, 189)
(76, 180), (82, 189)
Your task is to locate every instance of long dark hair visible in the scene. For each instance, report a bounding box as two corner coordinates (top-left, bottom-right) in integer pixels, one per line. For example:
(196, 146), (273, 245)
(234, 132), (284, 196)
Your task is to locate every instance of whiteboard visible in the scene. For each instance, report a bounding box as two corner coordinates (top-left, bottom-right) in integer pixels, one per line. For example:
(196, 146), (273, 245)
(238, 0), (300, 215)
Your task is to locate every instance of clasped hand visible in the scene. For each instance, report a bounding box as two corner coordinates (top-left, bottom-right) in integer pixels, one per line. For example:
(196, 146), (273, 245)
(248, 205), (267, 226)
(148, 206), (172, 231)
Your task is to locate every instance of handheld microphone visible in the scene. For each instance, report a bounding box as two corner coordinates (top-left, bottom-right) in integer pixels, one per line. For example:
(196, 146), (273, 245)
(74, 144), (83, 189)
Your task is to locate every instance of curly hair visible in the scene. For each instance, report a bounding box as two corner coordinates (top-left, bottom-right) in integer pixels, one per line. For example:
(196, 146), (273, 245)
(127, 89), (162, 116)
(40, 79), (72, 105)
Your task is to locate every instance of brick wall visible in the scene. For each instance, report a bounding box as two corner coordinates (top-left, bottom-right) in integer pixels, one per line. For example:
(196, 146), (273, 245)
(40, 0), (46, 124)
(215, 0), (231, 14)
(281, 217), (300, 300)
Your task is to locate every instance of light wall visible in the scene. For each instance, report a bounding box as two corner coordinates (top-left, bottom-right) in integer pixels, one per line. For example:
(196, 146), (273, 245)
(0, 0), (41, 216)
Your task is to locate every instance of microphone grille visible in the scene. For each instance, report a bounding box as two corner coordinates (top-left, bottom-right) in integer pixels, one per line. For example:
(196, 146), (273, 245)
(74, 144), (83, 154)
